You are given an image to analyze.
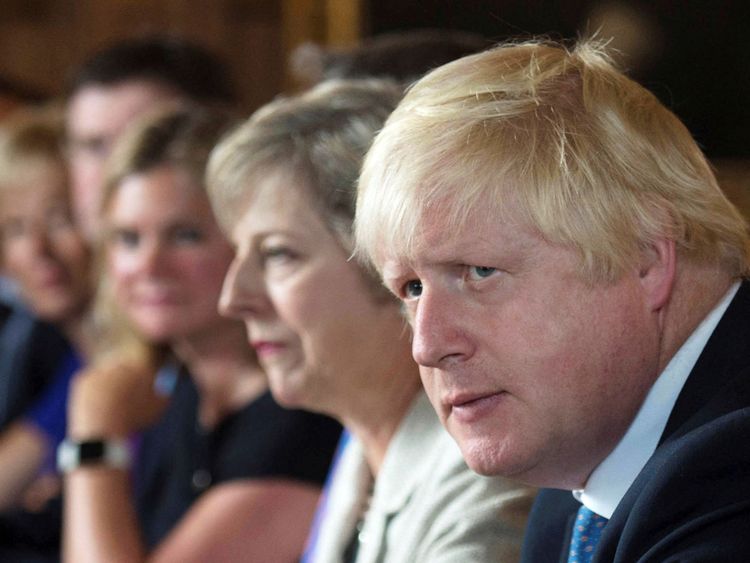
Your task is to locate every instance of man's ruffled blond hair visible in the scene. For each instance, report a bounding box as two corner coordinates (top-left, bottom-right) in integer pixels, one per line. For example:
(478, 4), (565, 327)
(355, 39), (750, 283)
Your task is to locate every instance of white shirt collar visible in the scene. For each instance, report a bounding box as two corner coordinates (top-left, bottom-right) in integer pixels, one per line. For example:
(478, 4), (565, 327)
(573, 282), (740, 518)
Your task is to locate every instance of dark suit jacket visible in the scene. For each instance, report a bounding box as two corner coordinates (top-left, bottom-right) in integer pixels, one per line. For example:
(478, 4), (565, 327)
(522, 280), (750, 562)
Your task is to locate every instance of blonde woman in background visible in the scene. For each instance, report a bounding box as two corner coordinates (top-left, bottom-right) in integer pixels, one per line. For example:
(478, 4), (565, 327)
(0, 107), (91, 562)
(62, 106), (341, 563)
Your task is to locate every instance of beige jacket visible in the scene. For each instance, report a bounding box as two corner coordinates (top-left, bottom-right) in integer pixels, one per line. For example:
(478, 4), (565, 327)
(311, 391), (535, 563)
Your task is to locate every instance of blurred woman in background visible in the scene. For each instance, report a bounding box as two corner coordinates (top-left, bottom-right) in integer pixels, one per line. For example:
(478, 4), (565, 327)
(0, 107), (91, 562)
(62, 106), (341, 563)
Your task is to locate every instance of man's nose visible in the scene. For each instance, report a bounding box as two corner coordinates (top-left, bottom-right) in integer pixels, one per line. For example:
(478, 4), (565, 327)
(411, 287), (473, 368)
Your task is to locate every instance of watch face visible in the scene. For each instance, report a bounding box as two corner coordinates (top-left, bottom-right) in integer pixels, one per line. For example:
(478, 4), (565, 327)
(58, 438), (132, 473)
(78, 440), (107, 462)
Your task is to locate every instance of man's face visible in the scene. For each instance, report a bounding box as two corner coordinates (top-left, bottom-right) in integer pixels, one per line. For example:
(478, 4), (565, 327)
(380, 200), (661, 488)
(66, 80), (181, 241)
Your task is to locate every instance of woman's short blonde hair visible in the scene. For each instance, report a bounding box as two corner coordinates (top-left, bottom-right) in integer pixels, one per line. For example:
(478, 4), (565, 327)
(355, 39), (750, 283)
(0, 106), (67, 270)
(0, 105), (65, 194)
(207, 78), (403, 255)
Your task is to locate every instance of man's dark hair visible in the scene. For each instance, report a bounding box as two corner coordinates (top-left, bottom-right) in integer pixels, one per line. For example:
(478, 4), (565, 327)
(67, 35), (236, 105)
(0, 74), (48, 105)
(291, 29), (490, 87)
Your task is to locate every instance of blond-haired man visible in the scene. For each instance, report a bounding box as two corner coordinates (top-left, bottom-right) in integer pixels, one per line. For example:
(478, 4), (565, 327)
(355, 39), (750, 561)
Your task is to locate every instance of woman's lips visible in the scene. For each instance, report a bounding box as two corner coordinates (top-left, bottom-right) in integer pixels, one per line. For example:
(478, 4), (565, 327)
(35, 266), (69, 288)
(134, 296), (178, 307)
(251, 341), (286, 357)
(132, 288), (181, 307)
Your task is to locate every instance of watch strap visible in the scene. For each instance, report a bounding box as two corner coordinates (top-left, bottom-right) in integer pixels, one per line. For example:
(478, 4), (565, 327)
(57, 438), (131, 473)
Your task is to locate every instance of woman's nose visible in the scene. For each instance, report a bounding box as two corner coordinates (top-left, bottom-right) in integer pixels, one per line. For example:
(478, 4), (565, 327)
(219, 254), (268, 319)
(134, 240), (168, 276)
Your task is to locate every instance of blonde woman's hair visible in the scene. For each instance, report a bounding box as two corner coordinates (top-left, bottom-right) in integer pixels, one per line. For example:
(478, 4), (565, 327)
(0, 105), (68, 271)
(0, 105), (65, 194)
(355, 39), (750, 283)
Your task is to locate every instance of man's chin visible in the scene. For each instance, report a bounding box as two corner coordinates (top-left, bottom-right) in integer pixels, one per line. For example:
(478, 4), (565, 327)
(452, 433), (501, 475)
(450, 427), (530, 478)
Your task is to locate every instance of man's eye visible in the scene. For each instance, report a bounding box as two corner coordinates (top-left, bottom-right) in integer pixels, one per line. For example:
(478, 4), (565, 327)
(69, 137), (112, 159)
(467, 266), (496, 281)
(403, 279), (423, 298)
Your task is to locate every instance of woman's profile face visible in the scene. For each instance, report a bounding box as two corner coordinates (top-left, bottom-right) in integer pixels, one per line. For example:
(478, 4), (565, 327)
(1, 163), (91, 322)
(106, 164), (235, 344)
(220, 173), (401, 414)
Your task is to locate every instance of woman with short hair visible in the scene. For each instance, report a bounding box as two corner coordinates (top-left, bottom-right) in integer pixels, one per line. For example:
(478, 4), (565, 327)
(209, 79), (534, 563)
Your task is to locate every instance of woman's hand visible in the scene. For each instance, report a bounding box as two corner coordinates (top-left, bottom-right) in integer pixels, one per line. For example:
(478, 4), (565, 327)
(68, 361), (170, 439)
(22, 473), (61, 512)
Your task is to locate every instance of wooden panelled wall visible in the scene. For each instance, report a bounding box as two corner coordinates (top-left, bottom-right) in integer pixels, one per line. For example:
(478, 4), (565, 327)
(0, 0), (363, 113)
(1, 1), (747, 218)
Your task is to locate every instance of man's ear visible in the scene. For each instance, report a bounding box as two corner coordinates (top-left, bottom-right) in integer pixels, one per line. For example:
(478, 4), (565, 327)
(638, 237), (676, 312)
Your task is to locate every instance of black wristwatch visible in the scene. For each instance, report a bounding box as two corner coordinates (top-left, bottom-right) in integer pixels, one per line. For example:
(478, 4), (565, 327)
(57, 438), (131, 473)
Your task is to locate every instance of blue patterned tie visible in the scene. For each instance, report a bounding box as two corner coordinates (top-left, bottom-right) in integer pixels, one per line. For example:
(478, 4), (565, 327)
(567, 505), (608, 563)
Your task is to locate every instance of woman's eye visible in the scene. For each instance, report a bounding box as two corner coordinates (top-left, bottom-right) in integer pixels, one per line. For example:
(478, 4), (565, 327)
(261, 246), (297, 263)
(172, 228), (203, 244)
(2, 218), (27, 239)
(403, 279), (423, 298)
(47, 209), (74, 231)
(112, 230), (139, 248)
(467, 265), (497, 281)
